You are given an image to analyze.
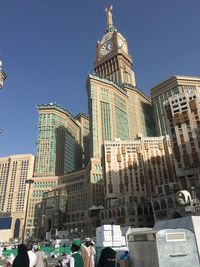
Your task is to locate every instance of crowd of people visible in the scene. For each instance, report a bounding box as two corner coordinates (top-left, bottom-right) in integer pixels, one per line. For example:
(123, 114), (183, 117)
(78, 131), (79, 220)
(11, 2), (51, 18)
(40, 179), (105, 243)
(56, 237), (96, 267)
(0, 237), (96, 267)
(7, 243), (48, 267)
(1, 238), (128, 267)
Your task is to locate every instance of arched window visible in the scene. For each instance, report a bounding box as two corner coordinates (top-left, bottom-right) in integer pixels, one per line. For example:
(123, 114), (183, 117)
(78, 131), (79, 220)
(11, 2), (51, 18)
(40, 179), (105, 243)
(101, 212), (105, 220)
(137, 207), (143, 216)
(121, 207), (126, 216)
(117, 209), (121, 217)
(105, 211), (108, 219)
(109, 210), (112, 218)
(112, 209), (116, 218)
(128, 207), (135, 216)
(13, 219), (20, 238)
(144, 207), (148, 216)
(167, 198), (174, 208)
(161, 199), (167, 209)
(149, 206), (153, 215)
(48, 218), (52, 231)
(154, 201), (160, 211)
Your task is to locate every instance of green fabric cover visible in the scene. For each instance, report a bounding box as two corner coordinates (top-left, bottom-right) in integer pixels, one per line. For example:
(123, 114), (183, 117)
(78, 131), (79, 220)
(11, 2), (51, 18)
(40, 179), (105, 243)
(72, 253), (83, 267)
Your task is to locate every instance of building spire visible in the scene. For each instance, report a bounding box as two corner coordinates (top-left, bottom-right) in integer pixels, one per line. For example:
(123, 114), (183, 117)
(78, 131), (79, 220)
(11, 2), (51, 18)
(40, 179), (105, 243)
(105, 6), (113, 30)
(0, 59), (7, 89)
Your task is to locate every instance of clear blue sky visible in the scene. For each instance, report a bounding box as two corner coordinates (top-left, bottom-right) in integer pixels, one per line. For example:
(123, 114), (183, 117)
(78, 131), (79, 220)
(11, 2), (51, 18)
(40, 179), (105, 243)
(0, 0), (200, 157)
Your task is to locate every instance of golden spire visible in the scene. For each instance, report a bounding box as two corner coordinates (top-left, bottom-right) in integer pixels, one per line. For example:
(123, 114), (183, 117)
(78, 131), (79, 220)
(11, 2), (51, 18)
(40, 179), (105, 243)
(0, 60), (7, 89)
(105, 5), (113, 30)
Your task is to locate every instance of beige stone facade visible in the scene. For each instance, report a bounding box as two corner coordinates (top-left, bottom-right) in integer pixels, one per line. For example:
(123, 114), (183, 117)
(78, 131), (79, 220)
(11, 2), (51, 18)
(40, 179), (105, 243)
(151, 75), (200, 136)
(25, 176), (58, 239)
(87, 8), (154, 159)
(95, 29), (136, 86)
(101, 136), (178, 225)
(95, 6), (135, 86)
(163, 91), (200, 191)
(0, 212), (26, 242)
(59, 169), (88, 237)
(40, 157), (105, 238)
(0, 154), (34, 241)
(87, 74), (154, 159)
(42, 184), (67, 236)
(58, 161), (104, 237)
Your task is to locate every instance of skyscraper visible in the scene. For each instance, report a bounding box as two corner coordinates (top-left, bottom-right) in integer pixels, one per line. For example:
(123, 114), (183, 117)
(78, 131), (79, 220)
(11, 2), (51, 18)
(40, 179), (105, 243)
(87, 6), (155, 158)
(94, 6), (136, 86)
(30, 104), (89, 237)
(101, 135), (177, 225)
(151, 76), (200, 136)
(34, 103), (82, 177)
(0, 154), (34, 240)
(163, 91), (200, 190)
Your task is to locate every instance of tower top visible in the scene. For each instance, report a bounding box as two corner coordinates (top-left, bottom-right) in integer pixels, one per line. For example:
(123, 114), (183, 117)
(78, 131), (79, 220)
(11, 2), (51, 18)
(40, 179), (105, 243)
(0, 59), (7, 89)
(94, 6), (136, 86)
(105, 6), (114, 31)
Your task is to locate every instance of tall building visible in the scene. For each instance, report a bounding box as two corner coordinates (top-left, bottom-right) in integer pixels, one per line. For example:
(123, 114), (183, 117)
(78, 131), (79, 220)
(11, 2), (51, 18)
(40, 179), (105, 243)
(94, 6), (136, 86)
(101, 136), (177, 225)
(57, 161), (104, 237)
(0, 60), (6, 89)
(163, 91), (200, 191)
(34, 103), (82, 177)
(42, 183), (67, 234)
(58, 170), (88, 236)
(0, 154), (34, 214)
(26, 176), (58, 239)
(151, 76), (200, 136)
(0, 154), (34, 240)
(87, 7), (154, 159)
(28, 105), (91, 238)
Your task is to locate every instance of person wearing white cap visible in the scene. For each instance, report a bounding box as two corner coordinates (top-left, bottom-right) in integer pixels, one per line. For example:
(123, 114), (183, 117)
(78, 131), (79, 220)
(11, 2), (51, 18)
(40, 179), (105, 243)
(81, 238), (91, 267)
(35, 245), (48, 267)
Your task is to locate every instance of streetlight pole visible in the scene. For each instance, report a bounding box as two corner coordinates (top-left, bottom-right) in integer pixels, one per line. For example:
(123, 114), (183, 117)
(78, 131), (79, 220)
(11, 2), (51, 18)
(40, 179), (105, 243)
(22, 179), (34, 243)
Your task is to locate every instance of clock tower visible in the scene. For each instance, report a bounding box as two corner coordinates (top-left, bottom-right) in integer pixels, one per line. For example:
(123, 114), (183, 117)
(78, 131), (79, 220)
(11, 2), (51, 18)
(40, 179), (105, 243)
(94, 6), (136, 86)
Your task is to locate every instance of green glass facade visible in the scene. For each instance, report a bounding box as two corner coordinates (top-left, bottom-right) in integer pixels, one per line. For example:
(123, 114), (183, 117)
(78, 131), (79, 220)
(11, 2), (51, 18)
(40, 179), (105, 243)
(34, 104), (81, 177)
(101, 102), (112, 141)
(114, 94), (129, 140)
(87, 75), (132, 158)
(152, 86), (180, 136)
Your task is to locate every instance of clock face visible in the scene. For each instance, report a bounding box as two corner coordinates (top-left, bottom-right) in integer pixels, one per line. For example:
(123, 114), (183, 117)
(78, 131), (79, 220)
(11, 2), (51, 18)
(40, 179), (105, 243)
(101, 32), (113, 43)
(100, 40), (113, 55)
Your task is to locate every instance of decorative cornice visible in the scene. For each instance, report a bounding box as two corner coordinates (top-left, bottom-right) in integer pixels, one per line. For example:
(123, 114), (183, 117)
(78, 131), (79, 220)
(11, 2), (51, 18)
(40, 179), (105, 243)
(37, 103), (76, 122)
